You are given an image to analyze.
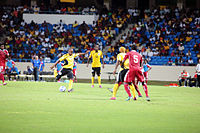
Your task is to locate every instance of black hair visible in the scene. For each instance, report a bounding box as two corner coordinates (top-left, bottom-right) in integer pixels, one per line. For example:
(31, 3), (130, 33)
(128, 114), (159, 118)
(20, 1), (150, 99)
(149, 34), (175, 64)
(131, 45), (137, 50)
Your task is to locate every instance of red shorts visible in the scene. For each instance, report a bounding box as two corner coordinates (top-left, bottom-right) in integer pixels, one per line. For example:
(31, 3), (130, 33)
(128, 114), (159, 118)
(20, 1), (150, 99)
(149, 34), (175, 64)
(124, 68), (144, 83)
(73, 69), (77, 76)
(143, 72), (148, 80)
(0, 64), (5, 73)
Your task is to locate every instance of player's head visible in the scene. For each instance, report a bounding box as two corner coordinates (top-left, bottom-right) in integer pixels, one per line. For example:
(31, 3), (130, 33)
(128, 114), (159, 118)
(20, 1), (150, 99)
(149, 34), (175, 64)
(40, 57), (43, 61)
(144, 59), (148, 64)
(68, 48), (73, 55)
(183, 69), (186, 73)
(35, 56), (38, 60)
(94, 45), (99, 51)
(0, 44), (4, 50)
(119, 47), (126, 53)
(131, 45), (137, 51)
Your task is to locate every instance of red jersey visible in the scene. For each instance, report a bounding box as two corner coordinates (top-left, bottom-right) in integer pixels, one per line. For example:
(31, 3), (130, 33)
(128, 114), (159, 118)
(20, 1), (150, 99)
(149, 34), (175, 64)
(123, 50), (142, 70)
(181, 72), (189, 79)
(0, 49), (9, 64)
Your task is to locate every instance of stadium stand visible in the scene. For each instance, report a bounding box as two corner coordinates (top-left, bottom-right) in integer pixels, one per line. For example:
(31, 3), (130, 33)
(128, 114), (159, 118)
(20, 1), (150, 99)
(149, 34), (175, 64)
(108, 7), (200, 66)
(0, 5), (130, 64)
(1, 5), (199, 65)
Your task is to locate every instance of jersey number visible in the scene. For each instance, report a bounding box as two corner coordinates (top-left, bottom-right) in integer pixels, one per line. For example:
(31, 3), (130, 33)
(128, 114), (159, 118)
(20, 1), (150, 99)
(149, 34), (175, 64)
(133, 55), (138, 63)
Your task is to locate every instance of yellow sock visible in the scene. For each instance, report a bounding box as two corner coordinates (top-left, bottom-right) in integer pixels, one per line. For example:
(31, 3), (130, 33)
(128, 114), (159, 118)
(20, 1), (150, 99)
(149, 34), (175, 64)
(129, 85), (136, 98)
(54, 69), (58, 77)
(68, 80), (73, 90)
(91, 77), (94, 85)
(112, 83), (119, 97)
(98, 76), (101, 85)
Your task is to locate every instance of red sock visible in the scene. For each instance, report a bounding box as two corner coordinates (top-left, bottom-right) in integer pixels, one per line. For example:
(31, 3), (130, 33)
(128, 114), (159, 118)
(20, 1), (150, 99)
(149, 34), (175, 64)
(124, 84), (131, 97)
(118, 82), (123, 87)
(143, 83), (149, 97)
(134, 84), (142, 96)
(145, 80), (148, 84)
(0, 74), (4, 83)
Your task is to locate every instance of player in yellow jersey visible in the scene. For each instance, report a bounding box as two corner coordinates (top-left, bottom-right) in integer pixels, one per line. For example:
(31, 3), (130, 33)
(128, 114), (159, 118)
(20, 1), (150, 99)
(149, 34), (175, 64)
(109, 47), (137, 100)
(87, 45), (104, 88)
(50, 48), (88, 92)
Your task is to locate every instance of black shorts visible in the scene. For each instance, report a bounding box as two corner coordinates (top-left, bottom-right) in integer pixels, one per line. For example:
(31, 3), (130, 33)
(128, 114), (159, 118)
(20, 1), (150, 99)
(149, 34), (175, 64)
(116, 69), (129, 83)
(92, 67), (101, 76)
(58, 68), (73, 79)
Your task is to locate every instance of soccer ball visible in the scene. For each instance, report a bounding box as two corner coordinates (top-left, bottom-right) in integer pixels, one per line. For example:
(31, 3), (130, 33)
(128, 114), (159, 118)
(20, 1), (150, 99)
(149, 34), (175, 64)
(59, 86), (66, 92)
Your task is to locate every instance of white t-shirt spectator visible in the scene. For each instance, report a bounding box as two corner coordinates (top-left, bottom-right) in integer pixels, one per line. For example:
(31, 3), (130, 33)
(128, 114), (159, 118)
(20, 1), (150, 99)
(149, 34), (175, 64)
(153, 50), (159, 56)
(142, 51), (148, 57)
(188, 59), (193, 64)
(104, 56), (110, 62)
(148, 51), (153, 57)
(178, 45), (184, 51)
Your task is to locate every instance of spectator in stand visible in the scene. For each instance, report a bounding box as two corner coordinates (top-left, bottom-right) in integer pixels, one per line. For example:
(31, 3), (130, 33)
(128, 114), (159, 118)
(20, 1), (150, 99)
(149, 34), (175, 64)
(104, 55), (110, 64)
(32, 56), (41, 81)
(167, 58), (173, 66)
(186, 50), (192, 57)
(178, 57), (183, 66)
(175, 58), (178, 66)
(178, 44), (185, 52)
(179, 70), (190, 87)
(73, 21), (78, 28)
(188, 58), (194, 66)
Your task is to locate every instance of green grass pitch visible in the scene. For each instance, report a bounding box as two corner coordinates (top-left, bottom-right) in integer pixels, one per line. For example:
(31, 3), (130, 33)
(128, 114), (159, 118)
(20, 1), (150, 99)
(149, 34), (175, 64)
(0, 81), (200, 133)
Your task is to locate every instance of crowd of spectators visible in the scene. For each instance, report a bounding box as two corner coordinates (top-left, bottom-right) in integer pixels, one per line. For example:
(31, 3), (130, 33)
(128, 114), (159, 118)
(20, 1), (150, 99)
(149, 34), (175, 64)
(1, 4), (98, 15)
(107, 7), (200, 66)
(0, 5), (130, 64)
(1, 5), (200, 66)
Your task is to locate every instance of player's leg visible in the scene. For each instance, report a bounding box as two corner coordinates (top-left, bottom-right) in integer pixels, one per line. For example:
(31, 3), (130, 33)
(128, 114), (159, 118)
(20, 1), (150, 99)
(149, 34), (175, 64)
(198, 75), (200, 88)
(184, 79), (188, 86)
(91, 67), (95, 87)
(97, 67), (102, 88)
(110, 71), (122, 100)
(137, 69), (150, 101)
(0, 65), (6, 85)
(144, 72), (148, 84)
(129, 84), (137, 100)
(73, 69), (77, 82)
(54, 68), (58, 77)
(55, 68), (65, 81)
(133, 80), (142, 97)
(67, 70), (74, 92)
(124, 70), (134, 100)
(179, 79), (183, 86)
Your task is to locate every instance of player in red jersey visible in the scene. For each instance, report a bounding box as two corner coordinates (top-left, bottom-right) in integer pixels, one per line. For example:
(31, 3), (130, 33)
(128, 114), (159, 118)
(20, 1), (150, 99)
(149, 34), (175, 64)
(0, 44), (9, 85)
(122, 46), (150, 101)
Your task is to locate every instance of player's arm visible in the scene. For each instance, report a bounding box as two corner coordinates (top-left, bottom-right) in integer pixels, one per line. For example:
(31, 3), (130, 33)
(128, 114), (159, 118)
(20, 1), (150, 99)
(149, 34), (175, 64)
(77, 50), (89, 56)
(113, 60), (120, 75)
(147, 65), (152, 72)
(50, 60), (60, 69)
(86, 51), (92, 67)
(101, 52), (105, 69)
(50, 55), (65, 69)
